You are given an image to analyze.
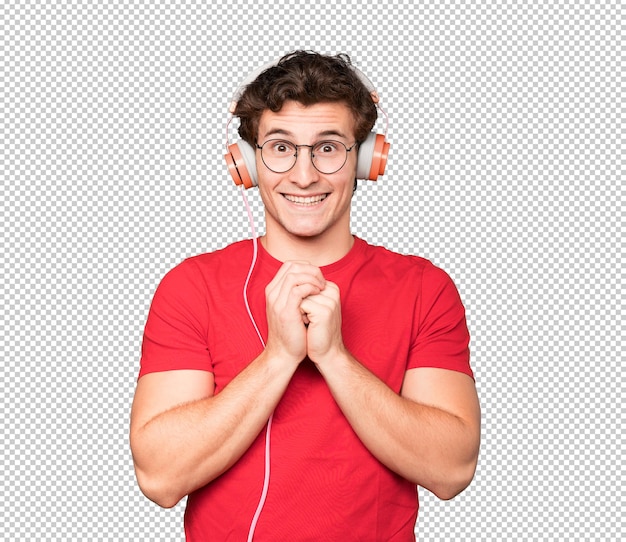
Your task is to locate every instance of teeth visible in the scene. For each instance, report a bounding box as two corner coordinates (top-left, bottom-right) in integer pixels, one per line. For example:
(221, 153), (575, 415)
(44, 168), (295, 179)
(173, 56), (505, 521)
(284, 194), (327, 205)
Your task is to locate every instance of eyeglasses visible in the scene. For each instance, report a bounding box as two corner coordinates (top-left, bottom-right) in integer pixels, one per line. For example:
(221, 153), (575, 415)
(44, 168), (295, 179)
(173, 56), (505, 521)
(256, 139), (357, 175)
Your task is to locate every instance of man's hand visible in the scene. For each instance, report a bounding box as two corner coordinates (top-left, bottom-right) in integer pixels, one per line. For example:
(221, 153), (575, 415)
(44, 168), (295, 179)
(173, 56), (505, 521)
(265, 261), (326, 364)
(300, 280), (346, 364)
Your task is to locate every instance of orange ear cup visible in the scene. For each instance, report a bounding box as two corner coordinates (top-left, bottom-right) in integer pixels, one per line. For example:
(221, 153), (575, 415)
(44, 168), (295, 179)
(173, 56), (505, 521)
(357, 132), (390, 180)
(368, 134), (390, 180)
(225, 143), (256, 189)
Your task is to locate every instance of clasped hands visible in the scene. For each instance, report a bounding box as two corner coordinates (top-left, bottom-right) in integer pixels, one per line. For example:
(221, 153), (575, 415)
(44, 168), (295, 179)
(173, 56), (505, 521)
(265, 261), (345, 366)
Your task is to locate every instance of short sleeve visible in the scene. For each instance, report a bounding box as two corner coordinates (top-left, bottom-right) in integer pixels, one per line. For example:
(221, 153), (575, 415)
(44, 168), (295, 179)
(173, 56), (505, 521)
(407, 264), (473, 379)
(138, 260), (213, 378)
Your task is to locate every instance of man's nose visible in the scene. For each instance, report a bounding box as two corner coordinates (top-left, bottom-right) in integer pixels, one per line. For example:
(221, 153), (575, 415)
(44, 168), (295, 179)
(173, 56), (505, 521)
(287, 146), (320, 185)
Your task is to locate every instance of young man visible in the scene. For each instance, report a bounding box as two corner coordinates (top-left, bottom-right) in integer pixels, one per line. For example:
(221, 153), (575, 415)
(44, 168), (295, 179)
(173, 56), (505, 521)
(130, 51), (480, 541)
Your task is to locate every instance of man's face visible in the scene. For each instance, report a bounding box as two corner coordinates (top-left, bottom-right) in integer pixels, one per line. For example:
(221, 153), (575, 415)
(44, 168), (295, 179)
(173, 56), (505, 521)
(255, 101), (358, 242)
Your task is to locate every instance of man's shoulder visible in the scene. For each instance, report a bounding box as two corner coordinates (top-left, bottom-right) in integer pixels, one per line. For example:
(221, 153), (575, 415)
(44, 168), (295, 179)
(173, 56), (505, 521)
(158, 239), (253, 287)
(357, 238), (457, 289)
(359, 238), (434, 270)
(183, 239), (252, 267)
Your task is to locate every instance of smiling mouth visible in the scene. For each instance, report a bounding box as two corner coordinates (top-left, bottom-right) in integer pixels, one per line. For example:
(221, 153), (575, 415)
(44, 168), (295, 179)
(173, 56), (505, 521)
(283, 194), (328, 205)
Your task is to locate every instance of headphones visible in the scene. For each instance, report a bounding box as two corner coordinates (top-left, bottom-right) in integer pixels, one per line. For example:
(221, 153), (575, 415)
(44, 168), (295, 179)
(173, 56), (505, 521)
(224, 57), (390, 189)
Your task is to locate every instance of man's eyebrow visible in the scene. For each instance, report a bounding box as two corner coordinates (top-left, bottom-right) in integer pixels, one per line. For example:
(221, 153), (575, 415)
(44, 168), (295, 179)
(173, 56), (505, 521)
(317, 129), (349, 139)
(260, 128), (350, 140)
(262, 128), (294, 139)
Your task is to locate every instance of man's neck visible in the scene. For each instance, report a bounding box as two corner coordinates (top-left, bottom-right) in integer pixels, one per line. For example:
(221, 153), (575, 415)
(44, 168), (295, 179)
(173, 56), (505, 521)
(261, 230), (355, 267)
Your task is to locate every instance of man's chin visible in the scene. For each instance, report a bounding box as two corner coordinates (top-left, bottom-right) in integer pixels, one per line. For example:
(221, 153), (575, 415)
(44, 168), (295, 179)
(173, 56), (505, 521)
(285, 228), (325, 239)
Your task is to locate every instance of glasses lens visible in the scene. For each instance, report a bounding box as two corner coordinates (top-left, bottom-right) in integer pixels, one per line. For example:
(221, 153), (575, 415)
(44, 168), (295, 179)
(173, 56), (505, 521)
(312, 141), (348, 174)
(261, 140), (297, 173)
(259, 139), (350, 174)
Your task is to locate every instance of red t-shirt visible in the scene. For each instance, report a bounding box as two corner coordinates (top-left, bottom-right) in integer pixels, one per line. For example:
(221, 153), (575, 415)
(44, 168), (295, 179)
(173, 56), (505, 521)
(139, 237), (472, 541)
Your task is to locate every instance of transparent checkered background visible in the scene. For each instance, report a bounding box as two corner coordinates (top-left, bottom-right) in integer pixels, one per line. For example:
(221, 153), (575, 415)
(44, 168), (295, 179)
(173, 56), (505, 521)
(1, 1), (622, 540)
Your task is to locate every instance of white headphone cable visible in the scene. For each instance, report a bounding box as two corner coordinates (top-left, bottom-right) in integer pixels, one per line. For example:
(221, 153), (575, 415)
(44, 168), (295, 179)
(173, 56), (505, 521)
(240, 186), (264, 347)
(240, 186), (273, 542)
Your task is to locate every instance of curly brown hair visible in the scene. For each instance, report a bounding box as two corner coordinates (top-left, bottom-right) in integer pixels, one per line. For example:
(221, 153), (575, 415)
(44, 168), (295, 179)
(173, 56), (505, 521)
(234, 50), (378, 145)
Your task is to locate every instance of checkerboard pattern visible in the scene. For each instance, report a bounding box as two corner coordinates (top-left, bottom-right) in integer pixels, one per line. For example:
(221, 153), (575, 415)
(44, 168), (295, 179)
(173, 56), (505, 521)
(1, 1), (622, 540)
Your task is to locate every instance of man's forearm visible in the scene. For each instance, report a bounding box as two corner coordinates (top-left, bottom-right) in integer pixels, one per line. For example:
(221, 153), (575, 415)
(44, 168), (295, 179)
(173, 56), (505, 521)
(316, 350), (480, 499)
(130, 351), (297, 508)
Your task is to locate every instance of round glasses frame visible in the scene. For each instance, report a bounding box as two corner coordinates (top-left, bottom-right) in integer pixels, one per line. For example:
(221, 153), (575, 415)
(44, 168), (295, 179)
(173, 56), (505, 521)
(256, 139), (358, 175)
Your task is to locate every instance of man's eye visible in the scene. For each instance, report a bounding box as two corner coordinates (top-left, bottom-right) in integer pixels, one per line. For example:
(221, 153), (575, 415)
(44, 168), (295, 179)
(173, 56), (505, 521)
(316, 141), (339, 154)
(272, 141), (293, 153)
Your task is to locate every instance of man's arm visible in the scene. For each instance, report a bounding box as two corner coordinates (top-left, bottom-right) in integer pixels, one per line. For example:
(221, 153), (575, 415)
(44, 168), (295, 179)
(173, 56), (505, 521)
(319, 359), (480, 499)
(130, 261), (326, 508)
(301, 282), (481, 499)
(129, 356), (296, 508)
